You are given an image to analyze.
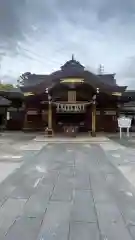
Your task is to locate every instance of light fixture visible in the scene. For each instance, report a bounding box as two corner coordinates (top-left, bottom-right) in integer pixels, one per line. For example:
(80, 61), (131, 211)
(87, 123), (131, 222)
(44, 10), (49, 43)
(45, 88), (48, 94)
(96, 88), (99, 94)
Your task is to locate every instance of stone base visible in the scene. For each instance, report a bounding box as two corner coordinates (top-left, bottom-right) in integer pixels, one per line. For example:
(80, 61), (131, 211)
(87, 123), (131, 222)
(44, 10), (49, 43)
(91, 131), (96, 137)
(45, 128), (53, 137)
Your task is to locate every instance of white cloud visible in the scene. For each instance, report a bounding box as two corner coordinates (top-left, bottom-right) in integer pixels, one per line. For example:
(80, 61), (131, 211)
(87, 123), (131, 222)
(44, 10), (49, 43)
(0, 0), (135, 87)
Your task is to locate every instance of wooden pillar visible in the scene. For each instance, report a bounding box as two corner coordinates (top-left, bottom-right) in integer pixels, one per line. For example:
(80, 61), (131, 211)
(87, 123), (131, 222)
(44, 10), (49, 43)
(45, 101), (53, 136)
(101, 108), (104, 131)
(116, 104), (120, 132)
(91, 103), (96, 137)
(23, 103), (28, 131)
(23, 110), (28, 130)
(48, 102), (52, 129)
(4, 109), (8, 130)
(117, 103), (121, 118)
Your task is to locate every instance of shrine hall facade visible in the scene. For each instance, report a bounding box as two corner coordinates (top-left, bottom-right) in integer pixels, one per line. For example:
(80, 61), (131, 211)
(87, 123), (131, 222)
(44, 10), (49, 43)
(0, 57), (133, 136)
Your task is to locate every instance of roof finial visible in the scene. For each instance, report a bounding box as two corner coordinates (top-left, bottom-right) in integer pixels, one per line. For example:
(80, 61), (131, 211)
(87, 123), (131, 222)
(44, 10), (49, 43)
(72, 54), (74, 61)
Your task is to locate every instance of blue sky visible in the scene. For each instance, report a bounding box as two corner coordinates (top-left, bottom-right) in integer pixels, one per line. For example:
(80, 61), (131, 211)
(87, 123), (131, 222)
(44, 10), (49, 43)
(0, 0), (135, 88)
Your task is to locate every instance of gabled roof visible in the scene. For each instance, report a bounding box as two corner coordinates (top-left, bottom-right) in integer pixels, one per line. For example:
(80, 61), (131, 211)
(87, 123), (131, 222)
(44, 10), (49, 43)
(123, 90), (135, 97)
(20, 57), (127, 95)
(22, 74), (49, 87)
(98, 74), (116, 86)
(83, 71), (126, 93)
(20, 75), (51, 93)
(61, 55), (84, 72)
(0, 88), (24, 99)
(0, 96), (11, 106)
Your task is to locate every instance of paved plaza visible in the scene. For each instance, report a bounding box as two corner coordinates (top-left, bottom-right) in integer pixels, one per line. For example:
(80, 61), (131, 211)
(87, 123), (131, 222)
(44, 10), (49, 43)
(1, 133), (135, 239)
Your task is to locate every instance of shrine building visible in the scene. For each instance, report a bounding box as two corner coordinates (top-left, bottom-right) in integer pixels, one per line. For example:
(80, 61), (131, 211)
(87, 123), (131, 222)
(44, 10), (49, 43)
(0, 56), (134, 136)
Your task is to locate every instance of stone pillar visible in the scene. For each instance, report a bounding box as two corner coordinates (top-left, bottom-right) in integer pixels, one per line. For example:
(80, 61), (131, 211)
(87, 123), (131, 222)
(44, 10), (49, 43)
(91, 103), (96, 137)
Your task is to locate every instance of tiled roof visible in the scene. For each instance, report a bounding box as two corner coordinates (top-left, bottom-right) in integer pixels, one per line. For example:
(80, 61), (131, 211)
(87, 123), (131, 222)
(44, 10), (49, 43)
(98, 74), (116, 86)
(0, 88), (24, 99)
(17, 58), (127, 94)
(0, 96), (11, 106)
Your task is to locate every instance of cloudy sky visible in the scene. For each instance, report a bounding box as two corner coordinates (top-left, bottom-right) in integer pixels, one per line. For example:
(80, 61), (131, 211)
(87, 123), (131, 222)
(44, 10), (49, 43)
(0, 0), (135, 88)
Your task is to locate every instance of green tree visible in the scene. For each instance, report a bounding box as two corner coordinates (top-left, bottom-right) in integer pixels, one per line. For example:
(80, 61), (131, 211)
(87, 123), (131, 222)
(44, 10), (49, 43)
(0, 83), (14, 91)
(17, 72), (31, 86)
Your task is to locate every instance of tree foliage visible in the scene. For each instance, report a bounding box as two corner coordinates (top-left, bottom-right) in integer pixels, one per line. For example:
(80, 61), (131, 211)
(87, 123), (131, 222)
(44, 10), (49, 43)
(0, 83), (14, 90)
(17, 72), (31, 86)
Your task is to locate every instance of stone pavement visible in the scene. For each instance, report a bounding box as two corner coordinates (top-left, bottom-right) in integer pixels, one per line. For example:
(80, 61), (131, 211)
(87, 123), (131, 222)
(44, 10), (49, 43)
(0, 137), (135, 239)
(0, 132), (47, 183)
(108, 133), (135, 149)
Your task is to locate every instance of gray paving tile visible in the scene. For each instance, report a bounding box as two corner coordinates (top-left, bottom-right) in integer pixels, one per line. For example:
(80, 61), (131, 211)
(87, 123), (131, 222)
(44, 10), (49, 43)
(119, 198), (135, 226)
(95, 202), (132, 239)
(91, 146), (116, 174)
(97, 162), (115, 174)
(0, 198), (26, 236)
(105, 172), (135, 225)
(10, 185), (35, 199)
(0, 184), (15, 204)
(40, 170), (59, 185)
(51, 182), (73, 201)
(73, 171), (90, 189)
(71, 190), (96, 223)
(44, 162), (64, 171)
(4, 217), (42, 240)
(129, 226), (135, 240)
(22, 171), (45, 184)
(69, 222), (100, 240)
(95, 202), (122, 225)
(0, 231), (5, 239)
(23, 184), (54, 217)
(100, 219), (132, 240)
(57, 174), (75, 187)
(75, 159), (89, 172)
(2, 170), (24, 187)
(8, 169), (46, 199)
(0, 140), (135, 239)
(50, 174), (74, 201)
(59, 167), (75, 177)
(90, 173), (113, 203)
(37, 201), (71, 240)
